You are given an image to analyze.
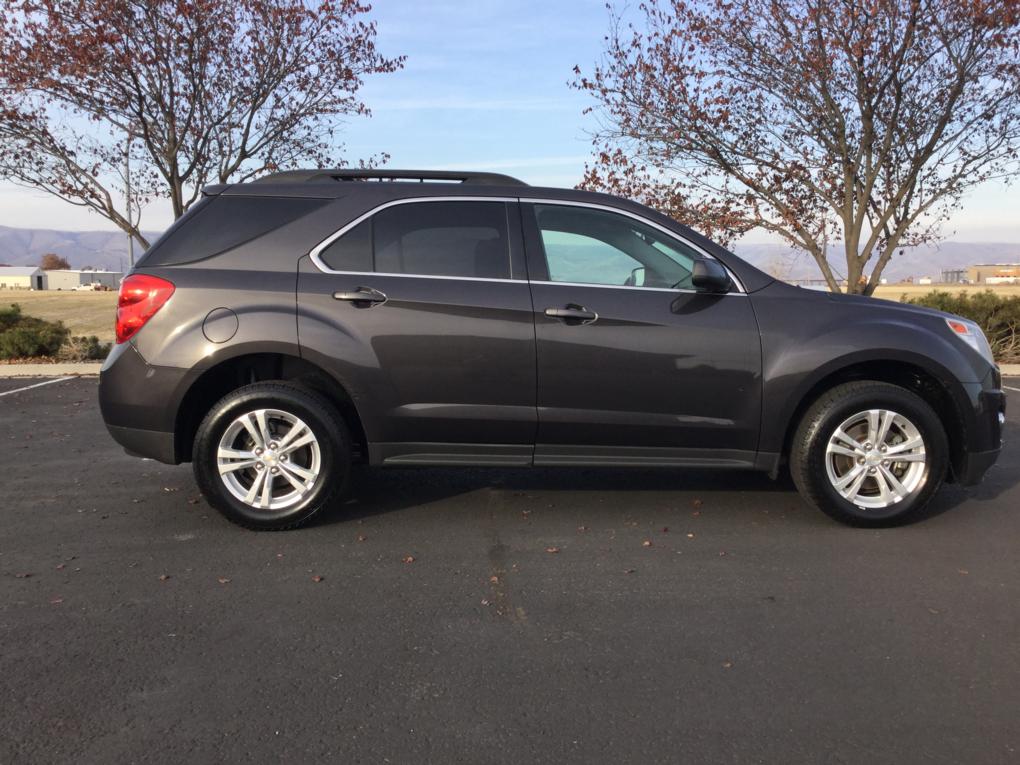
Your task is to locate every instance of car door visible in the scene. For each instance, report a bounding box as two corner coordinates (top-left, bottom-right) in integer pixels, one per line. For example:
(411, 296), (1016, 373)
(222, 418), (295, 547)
(297, 198), (537, 465)
(522, 201), (762, 466)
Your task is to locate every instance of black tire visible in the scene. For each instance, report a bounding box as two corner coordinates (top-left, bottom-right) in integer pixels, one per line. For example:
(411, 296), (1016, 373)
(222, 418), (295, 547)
(790, 381), (949, 527)
(192, 381), (350, 530)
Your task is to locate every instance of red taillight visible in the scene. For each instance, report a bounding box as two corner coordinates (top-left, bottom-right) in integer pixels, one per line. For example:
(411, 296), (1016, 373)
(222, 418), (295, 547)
(116, 274), (175, 344)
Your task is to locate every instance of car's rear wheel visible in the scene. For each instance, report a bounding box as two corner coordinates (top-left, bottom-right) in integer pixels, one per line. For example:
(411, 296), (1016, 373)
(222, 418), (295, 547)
(193, 382), (350, 530)
(790, 381), (948, 527)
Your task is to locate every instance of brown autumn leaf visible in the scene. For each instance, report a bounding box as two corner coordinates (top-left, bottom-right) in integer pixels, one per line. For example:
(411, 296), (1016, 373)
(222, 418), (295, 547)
(55, 563), (66, 571)
(402, 555), (415, 564)
(545, 546), (561, 554)
(686, 533), (696, 539)
(159, 574), (170, 581)
(577, 525), (588, 532)
(642, 539), (653, 547)
(217, 577), (231, 584)
(50, 596), (64, 605)
(623, 568), (636, 574)
(691, 510), (701, 517)
(14, 572), (32, 579)
(489, 575), (499, 584)
(660, 527), (669, 533)
(691, 499), (703, 509)
(718, 551), (727, 557)
(357, 534), (367, 542)
(722, 661), (733, 669)
(957, 569), (969, 575)
(311, 575), (324, 583)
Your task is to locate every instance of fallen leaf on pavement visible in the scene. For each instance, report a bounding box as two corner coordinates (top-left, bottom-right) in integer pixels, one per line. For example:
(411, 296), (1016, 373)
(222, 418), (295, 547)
(686, 533), (696, 539)
(692, 499), (703, 509)
(722, 661), (733, 669)
(311, 575), (324, 583)
(217, 577), (231, 584)
(159, 574), (170, 582)
(357, 534), (367, 542)
(642, 540), (652, 547)
(545, 547), (560, 554)
(402, 555), (415, 564)
(15, 573), (32, 579)
(50, 597), (64, 605)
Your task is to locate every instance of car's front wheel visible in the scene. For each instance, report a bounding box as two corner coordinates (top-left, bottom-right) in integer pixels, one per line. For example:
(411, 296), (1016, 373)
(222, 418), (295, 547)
(193, 382), (350, 530)
(790, 381), (949, 527)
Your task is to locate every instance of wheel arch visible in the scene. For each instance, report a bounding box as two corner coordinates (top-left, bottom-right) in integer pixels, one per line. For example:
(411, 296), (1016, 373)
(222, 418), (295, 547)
(173, 352), (368, 464)
(776, 355), (968, 483)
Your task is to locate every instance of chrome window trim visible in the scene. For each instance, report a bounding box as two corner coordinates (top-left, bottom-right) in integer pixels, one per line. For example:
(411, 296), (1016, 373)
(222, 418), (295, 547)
(308, 196), (519, 278)
(307, 194), (746, 294)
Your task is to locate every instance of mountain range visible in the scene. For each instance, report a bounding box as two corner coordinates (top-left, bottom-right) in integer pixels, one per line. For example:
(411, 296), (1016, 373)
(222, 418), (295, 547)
(1, 223), (1019, 282)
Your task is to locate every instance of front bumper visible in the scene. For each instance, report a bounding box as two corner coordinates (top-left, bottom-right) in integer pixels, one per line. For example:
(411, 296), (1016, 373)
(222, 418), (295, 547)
(953, 382), (1006, 486)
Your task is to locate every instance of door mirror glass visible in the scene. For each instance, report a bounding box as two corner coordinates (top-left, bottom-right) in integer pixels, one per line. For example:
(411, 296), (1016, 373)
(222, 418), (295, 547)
(691, 259), (732, 293)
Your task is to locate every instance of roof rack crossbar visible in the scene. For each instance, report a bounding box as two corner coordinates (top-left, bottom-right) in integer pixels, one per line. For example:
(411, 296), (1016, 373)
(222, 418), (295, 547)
(254, 169), (528, 186)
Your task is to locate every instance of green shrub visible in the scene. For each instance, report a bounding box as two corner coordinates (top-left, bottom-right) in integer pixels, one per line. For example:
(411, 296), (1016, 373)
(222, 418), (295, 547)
(0, 315), (69, 359)
(0, 303), (21, 331)
(905, 290), (1020, 363)
(57, 335), (111, 362)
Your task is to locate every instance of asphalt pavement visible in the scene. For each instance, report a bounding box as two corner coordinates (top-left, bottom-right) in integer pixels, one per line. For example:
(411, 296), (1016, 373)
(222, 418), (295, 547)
(2, 378), (1018, 764)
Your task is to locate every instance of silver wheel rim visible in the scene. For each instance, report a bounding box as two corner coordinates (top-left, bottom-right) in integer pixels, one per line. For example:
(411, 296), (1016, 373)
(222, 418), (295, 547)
(216, 408), (321, 511)
(825, 409), (927, 510)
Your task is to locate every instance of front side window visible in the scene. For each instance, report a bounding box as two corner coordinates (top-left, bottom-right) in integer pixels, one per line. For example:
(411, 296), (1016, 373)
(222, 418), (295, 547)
(318, 201), (510, 279)
(533, 204), (699, 289)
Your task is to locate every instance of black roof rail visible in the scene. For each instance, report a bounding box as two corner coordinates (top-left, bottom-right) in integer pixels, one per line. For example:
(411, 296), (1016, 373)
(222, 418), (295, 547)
(253, 168), (528, 186)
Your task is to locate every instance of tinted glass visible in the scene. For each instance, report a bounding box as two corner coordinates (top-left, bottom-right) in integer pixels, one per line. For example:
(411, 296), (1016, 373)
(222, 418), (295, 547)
(139, 195), (327, 267)
(534, 205), (699, 289)
(373, 202), (510, 279)
(318, 219), (372, 272)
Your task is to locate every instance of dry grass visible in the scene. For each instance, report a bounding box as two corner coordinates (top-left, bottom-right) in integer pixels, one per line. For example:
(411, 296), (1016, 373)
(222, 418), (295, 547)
(873, 283), (1020, 300)
(0, 290), (117, 343)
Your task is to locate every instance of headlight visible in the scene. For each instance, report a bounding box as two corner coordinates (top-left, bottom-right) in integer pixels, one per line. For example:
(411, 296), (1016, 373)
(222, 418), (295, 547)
(945, 318), (995, 365)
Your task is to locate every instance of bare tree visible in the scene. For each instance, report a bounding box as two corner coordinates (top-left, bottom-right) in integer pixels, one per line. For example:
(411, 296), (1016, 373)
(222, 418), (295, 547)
(575, 0), (1020, 294)
(0, 0), (403, 249)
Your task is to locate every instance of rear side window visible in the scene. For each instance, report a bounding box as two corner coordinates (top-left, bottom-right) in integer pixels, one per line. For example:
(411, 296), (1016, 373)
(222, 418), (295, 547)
(318, 201), (510, 279)
(138, 195), (328, 267)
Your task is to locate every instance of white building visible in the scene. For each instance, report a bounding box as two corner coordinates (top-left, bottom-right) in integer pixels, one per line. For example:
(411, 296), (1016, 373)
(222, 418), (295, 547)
(0, 266), (45, 290)
(45, 269), (123, 290)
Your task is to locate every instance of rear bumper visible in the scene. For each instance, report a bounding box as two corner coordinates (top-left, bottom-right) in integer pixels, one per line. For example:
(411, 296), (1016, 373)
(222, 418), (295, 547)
(105, 423), (177, 464)
(99, 341), (186, 464)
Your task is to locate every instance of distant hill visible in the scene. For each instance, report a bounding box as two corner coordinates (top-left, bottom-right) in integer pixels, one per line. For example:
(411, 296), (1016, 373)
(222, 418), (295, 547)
(732, 241), (1020, 283)
(0, 225), (161, 272)
(1, 223), (1018, 282)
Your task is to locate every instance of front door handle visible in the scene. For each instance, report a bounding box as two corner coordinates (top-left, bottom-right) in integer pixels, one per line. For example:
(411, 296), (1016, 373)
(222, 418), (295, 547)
(333, 287), (388, 307)
(544, 304), (598, 325)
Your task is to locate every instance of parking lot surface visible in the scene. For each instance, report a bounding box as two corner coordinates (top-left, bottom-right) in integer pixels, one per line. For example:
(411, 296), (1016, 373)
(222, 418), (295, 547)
(2, 378), (1018, 763)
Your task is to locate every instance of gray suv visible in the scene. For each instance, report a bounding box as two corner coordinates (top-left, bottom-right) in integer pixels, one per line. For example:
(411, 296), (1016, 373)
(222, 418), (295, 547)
(99, 169), (1005, 530)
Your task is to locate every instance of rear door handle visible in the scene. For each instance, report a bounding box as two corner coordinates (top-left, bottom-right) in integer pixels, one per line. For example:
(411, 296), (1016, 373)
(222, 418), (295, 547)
(333, 287), (387, 307)
(544, 304), (598, 325)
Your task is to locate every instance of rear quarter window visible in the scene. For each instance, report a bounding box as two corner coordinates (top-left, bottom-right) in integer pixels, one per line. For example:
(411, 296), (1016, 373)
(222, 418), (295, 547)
(137, 195), (328, 267)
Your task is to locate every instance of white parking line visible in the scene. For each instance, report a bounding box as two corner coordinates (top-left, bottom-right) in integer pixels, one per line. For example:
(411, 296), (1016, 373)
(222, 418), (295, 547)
(1004, 385), (1020, 393)
(0, 377), (75, 398)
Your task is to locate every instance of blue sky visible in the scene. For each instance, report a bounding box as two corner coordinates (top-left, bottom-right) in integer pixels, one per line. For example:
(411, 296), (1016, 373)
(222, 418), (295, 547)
(0, 0), (1017, 243)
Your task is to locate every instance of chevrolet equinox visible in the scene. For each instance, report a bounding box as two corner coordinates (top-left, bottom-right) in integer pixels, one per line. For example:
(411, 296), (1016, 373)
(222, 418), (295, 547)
(98, 169), (1006, 530)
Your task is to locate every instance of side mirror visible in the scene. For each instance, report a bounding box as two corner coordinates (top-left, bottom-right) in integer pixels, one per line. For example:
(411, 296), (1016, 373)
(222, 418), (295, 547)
(691, 259), (731, 294)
